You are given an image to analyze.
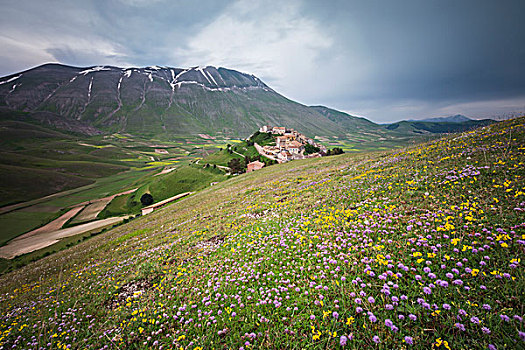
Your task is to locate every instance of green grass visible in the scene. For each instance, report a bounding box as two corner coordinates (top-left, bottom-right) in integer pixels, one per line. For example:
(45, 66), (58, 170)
(0, 164), (94, 207)
(98, 193), (136, 219)
(0, 208), (67, 246)
(201, 149), (243, 166)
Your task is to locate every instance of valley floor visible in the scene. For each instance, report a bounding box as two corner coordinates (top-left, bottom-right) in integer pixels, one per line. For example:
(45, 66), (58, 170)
(0, 117), (523, 349)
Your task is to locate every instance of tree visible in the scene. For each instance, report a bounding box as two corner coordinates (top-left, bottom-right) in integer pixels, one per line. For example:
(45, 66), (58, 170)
(327, 147), (344, 156)
(304, 144), (320, 155)
(228, 158), (245, 174)
(140, 193), (154, 206)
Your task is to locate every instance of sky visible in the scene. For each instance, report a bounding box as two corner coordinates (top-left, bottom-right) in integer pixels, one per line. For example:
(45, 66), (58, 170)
(1, 0), (524, 123)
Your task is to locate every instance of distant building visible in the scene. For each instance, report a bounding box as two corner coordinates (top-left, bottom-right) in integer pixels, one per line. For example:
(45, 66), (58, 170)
(287, 140), (304, 154)
(278, 150), (292, 162)
(272, 126), (286, 135)
(247, 160), (265, 172)
(256, 124), (326, 163)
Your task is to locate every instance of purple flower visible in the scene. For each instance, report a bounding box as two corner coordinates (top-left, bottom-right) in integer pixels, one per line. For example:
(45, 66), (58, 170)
(332, 312), (339, 319)
(385, 319), (393, 327)
(373, 335), (380, 344)
(368, 296), (375, 304)
(369, 314), (377, 323)
(309, 315), (315, 320)
(500, 314), (510, 322)
(443, 304), (451, 310)
(482, 304), (491, 311)
(356, 307), (363, 313)
(423, 287), (432, 295)
(355, 298), (362, 304)
(519, 331), (525, 341)
(470, 317), (480, 324)
(482, 327), (491, 334)
(339, 335), (348, 346)
(405, 336), (414, 345)
(455, 322), (466, 331)
(409, 314), (417, 321)
(488, 345), (496, 350)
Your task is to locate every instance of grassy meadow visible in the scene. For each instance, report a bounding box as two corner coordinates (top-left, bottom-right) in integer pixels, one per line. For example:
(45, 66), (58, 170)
(0, 117), (523, 349)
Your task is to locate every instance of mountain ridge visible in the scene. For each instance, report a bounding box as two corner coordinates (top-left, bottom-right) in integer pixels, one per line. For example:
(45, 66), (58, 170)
(407, 114), (473, 123)
(0, 63), (366, 138)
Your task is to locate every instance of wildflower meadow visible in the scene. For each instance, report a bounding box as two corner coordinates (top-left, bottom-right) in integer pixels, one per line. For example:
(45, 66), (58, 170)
(0, 117), (524, 349)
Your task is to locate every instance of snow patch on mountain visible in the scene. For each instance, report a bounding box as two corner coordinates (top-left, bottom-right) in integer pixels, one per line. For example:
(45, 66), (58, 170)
(87, 77), (93, 100)
(80, 66), (111, 75)
(0, 75), (21, 85)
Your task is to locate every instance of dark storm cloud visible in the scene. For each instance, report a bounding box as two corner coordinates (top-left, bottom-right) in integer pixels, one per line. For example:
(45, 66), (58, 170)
(0, 0), (524, 122)
(296, 1), (525, 116)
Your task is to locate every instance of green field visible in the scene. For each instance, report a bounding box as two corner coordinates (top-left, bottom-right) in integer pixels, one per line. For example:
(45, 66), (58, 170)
(201, 149), (243, 167)
(100, 164), (228, 217)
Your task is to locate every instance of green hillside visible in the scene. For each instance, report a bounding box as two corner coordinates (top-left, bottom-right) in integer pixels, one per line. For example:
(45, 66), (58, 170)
(0, 116), (523, 349)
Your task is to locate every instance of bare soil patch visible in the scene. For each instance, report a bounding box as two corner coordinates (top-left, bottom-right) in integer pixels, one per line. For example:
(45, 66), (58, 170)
(0, 216), (130, 259)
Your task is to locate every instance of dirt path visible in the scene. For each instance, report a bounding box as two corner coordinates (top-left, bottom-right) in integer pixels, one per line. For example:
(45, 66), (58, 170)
(14, 206), (85, 241)
(0, 216), (130, 259)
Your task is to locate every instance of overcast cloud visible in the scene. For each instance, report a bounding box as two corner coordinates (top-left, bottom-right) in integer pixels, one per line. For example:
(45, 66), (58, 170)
(0, 0), (524, 122)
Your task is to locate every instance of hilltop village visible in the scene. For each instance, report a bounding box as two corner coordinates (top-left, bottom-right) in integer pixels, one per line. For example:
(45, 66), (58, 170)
(254, 125), (328, 163)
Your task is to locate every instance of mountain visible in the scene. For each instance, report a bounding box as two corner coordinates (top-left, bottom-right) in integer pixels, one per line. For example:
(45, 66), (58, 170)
(410, 114), (472, 123)
(385, 119), (495, 134)
(0, 64), (375, 139)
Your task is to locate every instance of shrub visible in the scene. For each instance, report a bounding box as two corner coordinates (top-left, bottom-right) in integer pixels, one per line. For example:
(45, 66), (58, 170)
(140, 193), (154, 206)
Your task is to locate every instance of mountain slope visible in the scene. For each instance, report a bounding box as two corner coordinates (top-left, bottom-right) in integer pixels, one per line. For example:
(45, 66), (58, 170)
(0, 64), (372, 138)
(0, 116), (523, 349)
